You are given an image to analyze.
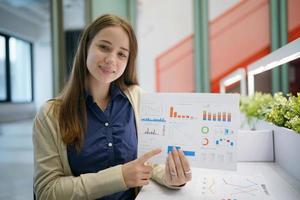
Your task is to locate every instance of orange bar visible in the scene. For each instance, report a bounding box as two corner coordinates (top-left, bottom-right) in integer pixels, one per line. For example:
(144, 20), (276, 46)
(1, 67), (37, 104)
(227, 113), (231, 122)
(174, 112), (177, 117)
(208, 112), (211, 120)
(203, 111), (207, 120)
(222, 112), (226, 121)
(170, 107), (174, 117)
(218, 112), (221, 121)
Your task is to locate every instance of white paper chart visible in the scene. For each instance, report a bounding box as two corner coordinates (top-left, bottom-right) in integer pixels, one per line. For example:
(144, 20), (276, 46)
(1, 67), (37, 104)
(138, 93), (240, 170)
(191, 175), (272, 200)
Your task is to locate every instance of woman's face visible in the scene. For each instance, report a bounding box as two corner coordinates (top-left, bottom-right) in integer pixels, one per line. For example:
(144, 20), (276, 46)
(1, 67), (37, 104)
(86, 26), (130, 86)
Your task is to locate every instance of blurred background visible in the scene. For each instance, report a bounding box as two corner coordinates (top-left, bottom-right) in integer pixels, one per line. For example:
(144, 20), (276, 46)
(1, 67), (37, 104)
(0, 0), (299, 199)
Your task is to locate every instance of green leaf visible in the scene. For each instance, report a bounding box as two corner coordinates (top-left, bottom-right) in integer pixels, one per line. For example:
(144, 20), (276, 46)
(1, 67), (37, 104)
(240, 92), (300, 134)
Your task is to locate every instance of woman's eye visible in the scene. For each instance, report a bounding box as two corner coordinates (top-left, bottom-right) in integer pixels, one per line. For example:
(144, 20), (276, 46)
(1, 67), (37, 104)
(118, 52), (128, 59)
(99, 45), (109, 51)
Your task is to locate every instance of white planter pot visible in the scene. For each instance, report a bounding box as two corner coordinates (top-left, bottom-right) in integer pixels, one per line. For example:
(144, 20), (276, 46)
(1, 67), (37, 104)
(239, 114), (274, 131)
(239, 115), (300, 180)
(254, 119), (275, 130)
(273, 125), (300, 182)
(237, 129), (274, 161)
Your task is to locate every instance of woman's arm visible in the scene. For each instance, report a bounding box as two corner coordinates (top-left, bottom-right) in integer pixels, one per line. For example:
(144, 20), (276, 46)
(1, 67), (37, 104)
(33, 104), (127, 200)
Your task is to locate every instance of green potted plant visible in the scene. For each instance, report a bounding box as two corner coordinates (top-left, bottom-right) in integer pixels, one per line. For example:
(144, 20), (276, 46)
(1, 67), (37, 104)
(240, 92), (300, 181)
(266, 93), (300, 133)
(240, 92), (273, 130)
(238, 92), (274, 161)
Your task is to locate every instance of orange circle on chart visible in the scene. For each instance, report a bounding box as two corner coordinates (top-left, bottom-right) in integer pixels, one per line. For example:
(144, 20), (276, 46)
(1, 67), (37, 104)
(202, 138), (209, 146)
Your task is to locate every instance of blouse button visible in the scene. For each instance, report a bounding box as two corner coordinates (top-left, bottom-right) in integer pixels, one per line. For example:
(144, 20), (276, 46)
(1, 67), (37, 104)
(104, 122), (109, 127)
(108, 142), (113, 147)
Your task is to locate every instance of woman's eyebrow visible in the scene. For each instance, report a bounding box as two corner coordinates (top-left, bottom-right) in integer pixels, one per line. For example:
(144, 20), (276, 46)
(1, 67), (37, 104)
(120, 47), (129, 52)
(99, 40), (129, 52)
(99, 40), (111, 44)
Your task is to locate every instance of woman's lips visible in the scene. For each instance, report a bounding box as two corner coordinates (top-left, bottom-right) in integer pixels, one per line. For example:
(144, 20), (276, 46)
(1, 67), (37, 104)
(99, 65), (115, 74)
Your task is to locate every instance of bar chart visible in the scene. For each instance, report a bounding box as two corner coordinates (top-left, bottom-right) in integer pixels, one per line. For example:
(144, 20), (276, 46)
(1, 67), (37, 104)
(202, 110), (232, 122)
(142, 125), (166, 136)
(169, 106), (195, 119)
(144, 128), (160, 135)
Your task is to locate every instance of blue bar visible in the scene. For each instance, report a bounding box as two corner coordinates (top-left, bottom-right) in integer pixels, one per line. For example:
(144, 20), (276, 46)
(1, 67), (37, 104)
(167, 146), (195, 156)
(183, 151), (195, 156)
(141, 118), (166, 122)
(167, 146), (181, 153)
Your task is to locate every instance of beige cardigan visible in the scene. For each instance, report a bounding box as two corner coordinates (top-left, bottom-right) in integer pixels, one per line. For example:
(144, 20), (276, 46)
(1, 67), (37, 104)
(33, 85), (175, 200)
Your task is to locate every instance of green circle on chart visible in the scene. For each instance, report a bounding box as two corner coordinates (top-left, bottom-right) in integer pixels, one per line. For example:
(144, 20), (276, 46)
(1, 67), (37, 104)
(201, 126), (209, 134)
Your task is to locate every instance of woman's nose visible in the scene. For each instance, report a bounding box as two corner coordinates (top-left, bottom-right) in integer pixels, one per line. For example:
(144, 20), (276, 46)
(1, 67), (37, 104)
(104, 53), (115, 65)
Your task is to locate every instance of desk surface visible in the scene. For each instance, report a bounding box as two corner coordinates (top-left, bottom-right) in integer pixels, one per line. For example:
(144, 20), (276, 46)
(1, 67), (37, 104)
(136, 162), (300, 200)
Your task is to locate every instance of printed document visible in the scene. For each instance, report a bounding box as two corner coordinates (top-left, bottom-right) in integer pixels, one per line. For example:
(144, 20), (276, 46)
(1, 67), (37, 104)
(138, 93), (240, 170)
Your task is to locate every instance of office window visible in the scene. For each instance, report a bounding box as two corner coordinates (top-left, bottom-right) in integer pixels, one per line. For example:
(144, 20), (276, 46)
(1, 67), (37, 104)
(0, 33), (33, 103)
(9, 37), (32, 102)
(0, 36), (6, 100)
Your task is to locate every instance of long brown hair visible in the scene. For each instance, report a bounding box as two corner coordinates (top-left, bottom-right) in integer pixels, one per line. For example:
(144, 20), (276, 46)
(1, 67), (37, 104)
(55, 14), (138, 151)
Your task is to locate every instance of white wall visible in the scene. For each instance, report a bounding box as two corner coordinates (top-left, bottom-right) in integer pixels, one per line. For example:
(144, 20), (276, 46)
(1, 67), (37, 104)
(0, 4), (52, 112)
(33, 27), (53, 109)
(136, 0), (194, 92)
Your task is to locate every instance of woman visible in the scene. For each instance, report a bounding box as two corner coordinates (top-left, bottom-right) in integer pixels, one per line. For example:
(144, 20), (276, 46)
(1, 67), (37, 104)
(33, 14), (192, 200)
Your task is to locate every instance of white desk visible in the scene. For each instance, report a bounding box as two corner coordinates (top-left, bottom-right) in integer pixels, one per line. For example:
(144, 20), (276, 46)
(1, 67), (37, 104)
(136, 162), (300, 200)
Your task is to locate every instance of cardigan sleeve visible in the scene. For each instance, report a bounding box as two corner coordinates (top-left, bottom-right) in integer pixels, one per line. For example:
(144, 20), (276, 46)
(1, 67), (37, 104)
(32, 102), (128, 200)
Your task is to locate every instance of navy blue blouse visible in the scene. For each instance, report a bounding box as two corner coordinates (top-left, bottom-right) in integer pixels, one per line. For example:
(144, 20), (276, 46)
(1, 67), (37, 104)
(67, 85), (138, 200)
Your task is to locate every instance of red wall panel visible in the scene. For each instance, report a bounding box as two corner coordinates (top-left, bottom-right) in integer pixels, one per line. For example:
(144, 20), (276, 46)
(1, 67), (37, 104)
(156, 0), (300, 93)
(156, 36), (194, 92)
(210, 0), (270, 92)
(288, 0), (300, 41)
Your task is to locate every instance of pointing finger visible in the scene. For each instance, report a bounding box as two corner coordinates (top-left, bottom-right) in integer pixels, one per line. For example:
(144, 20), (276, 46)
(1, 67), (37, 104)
(138, 148), (162, 164)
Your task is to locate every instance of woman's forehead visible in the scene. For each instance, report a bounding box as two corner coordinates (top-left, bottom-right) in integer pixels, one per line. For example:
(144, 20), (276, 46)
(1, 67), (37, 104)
(93, 26), (130, 50)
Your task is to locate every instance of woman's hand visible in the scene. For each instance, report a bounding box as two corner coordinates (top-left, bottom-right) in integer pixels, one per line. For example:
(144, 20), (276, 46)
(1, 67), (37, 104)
(164, 147), (192, 186)
(122, 148), (161, 188)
